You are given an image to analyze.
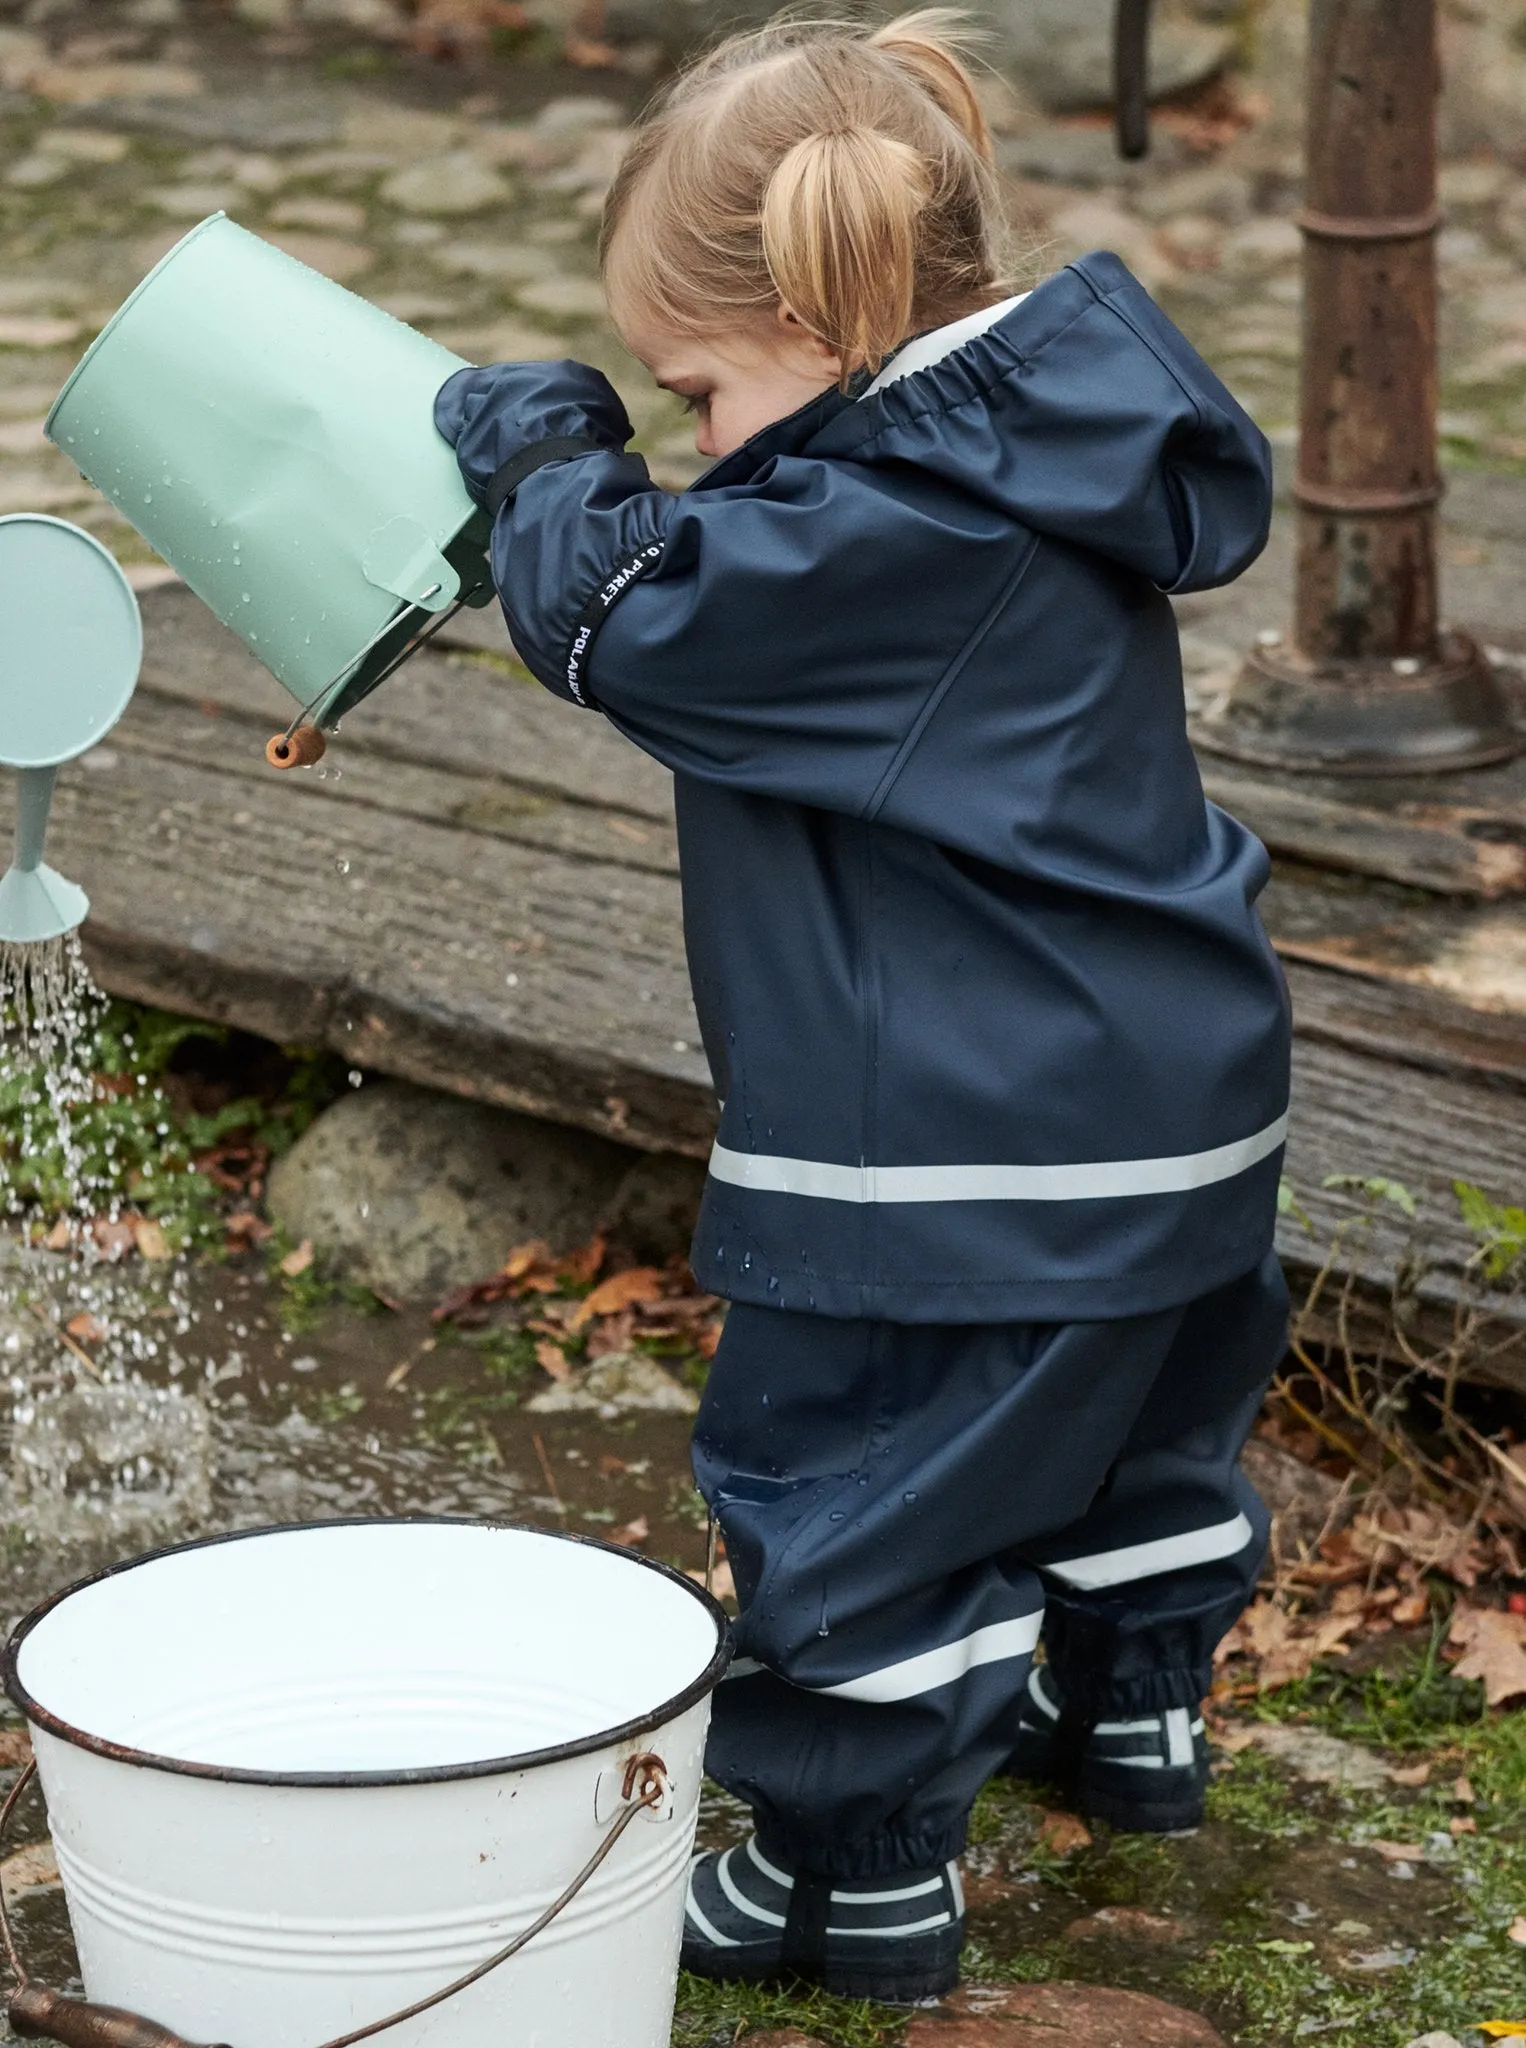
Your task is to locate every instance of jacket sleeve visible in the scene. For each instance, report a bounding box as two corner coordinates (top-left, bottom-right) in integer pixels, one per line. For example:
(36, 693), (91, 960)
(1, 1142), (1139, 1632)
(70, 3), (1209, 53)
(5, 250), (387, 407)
(435, 360), (1021, 814)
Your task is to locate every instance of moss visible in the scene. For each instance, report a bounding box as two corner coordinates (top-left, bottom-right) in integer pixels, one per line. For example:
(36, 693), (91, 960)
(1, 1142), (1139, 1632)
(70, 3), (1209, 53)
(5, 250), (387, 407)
(670, 1973), (906, 2046)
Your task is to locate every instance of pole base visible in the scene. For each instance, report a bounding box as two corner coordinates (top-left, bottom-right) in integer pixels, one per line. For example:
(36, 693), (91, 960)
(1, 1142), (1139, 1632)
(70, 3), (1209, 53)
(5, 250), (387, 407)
(1194, 630), (1522, 775)
(0, 862), (88, 944)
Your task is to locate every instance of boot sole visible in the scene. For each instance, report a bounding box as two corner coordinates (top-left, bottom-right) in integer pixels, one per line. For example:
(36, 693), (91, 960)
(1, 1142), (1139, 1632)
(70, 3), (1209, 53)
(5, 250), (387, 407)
(1076, 1780), (1206, 1833)
(680, 1943), (960, 2003)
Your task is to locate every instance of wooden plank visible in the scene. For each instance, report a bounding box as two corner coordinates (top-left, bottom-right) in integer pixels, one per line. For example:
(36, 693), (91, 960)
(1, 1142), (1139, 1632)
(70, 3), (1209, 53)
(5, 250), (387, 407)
(1283, 959), (1526, 1091)
(18, 733), (714, 1157)
(137, 585), (677, 824)
(1203, 767), (1526, 898)
(1280, 1034), (1526, 1390)
(1260, 865), (1526, 1020)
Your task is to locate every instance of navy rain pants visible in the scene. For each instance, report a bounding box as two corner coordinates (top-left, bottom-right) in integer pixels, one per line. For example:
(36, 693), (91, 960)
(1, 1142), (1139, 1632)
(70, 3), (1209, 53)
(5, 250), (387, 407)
(694, 1254), (1288, 1880)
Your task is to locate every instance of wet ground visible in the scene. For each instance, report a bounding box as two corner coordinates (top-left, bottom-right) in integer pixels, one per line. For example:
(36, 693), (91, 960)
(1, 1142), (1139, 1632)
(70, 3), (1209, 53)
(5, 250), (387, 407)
(0, 1253), (1519, 2048)
(0, 4), (1523, 2044)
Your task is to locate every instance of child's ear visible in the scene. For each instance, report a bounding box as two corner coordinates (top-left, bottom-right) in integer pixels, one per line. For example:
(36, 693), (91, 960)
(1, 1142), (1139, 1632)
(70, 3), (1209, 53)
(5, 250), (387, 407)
(776, 301), (844, 379)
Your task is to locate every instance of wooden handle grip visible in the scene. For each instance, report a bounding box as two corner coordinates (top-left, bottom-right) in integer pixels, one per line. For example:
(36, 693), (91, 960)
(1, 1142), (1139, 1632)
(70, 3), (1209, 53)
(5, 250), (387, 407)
(9, 1984), (231, 2048)
(265, 725), (327, 769)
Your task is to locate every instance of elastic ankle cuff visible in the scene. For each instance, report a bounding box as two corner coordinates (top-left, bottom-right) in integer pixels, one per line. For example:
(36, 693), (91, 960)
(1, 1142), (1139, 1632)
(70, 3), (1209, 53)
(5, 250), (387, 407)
(755, 1814), (968, 1883)
(1055, 1667), (1210, 1718)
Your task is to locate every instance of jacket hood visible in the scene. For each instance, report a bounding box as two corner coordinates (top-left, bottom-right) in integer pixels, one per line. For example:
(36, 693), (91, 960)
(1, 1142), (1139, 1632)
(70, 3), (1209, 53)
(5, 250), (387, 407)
(799, 251), (1273, 596)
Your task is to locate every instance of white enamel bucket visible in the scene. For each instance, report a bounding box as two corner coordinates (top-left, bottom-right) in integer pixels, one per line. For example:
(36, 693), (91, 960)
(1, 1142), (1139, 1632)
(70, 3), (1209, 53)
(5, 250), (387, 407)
(3, 1520), (729, 2048)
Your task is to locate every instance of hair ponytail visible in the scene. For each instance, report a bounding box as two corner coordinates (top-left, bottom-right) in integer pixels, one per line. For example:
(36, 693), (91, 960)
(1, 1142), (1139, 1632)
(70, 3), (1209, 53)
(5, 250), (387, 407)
(761, 125), (931, 373)
(601, 8), (1018, 375)
(870, 10), (995, 170)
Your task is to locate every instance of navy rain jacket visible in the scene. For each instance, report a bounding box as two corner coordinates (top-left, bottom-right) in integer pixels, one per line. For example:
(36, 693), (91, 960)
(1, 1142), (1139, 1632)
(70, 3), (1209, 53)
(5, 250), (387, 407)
(436, 251), (1292, 1324)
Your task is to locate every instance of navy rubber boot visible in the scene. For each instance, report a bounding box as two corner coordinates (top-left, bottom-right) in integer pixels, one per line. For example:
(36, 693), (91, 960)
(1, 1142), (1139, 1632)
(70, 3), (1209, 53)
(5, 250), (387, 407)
(1003, 1665), (1210, 1832)
(681, 1834), (965, 2002)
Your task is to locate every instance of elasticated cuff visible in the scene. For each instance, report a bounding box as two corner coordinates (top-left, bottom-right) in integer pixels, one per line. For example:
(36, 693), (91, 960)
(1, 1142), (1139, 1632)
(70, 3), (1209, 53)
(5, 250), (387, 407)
(754, 1810), (968, 1883)
(1047, 1662), (1212, 1719)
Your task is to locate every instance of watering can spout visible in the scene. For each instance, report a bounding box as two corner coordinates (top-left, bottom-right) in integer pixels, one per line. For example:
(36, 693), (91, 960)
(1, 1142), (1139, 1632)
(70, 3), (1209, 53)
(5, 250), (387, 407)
(0, 767), (89, 946)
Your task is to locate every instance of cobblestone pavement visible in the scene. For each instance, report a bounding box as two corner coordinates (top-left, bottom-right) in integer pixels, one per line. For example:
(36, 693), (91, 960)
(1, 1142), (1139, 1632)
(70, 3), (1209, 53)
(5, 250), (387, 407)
(2, 0), (1526, 568)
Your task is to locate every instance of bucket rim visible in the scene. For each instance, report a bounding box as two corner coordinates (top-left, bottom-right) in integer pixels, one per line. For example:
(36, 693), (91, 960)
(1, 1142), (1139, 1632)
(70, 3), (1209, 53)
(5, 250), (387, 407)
(46, 212), (228, 442)
(3, 1515), (733, 1789)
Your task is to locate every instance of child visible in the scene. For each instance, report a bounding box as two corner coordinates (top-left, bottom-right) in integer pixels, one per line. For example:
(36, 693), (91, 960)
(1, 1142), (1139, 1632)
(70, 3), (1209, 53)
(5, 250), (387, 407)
(435, 9), (1291, 2004)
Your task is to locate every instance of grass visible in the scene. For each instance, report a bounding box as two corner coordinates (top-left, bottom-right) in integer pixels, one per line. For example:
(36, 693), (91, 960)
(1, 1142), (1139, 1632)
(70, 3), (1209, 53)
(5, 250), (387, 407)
(1, 999), (340, 1253)
(671, 1975), (906, 2047)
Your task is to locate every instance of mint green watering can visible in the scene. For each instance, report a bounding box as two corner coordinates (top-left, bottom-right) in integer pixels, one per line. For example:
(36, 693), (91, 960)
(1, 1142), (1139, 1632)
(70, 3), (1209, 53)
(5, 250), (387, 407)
(0, 517), (142, 945)
(47, 216), (494, 766)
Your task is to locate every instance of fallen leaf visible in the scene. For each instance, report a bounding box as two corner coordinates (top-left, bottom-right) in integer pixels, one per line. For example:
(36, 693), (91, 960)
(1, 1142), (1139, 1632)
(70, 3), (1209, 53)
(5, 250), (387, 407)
(502, 1239), (559, 1292)
(1448, 1604), (1526, 1707)
(534, 1338), (573, 1383)
(597, 1455), (628, 1476)
(1451, 1815), (1478, 1836)
(1392, 1591), (1430, 1626)
(1037, 1809), (1093, 1856)
(383, 1357), (416, 1391)
(64, 1313), (105, 1344)
(1479, 2024), (1526, 2038)
(42, 1219), (71, 1251)
(132, 1218), (170, 1262)
(0, 1842), (58, 1900)
(225, 1210), (272, 1245)
(571, 1266), (667, 1330)
(1510, 1918), (1526, 1947)
(558, 1235), (606, 1286)
(1210, 1721), (1258, 1754)
(279, 1239), (314, 1278)
(1510, 1593), (1526, 1617)
(1387, 1761), (1432, 1788)
(92, 1217), (136, 1260)
(587, 1307), (636, 1358)
(0, 1731), (31, 1769)
(610, 1516), (649, 1547)
(1454, 1774), (1477, 1803)
(1370, 1840), (1426, 1861)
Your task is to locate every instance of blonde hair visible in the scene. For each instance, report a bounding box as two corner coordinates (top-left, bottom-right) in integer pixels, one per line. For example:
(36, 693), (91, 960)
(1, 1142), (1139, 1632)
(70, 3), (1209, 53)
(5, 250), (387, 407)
(600, 10), (1010, 383)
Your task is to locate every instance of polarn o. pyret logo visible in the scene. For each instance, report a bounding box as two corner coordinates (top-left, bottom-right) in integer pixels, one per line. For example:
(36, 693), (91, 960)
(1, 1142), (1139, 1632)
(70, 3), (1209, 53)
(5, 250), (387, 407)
(565, 542), (664, 704)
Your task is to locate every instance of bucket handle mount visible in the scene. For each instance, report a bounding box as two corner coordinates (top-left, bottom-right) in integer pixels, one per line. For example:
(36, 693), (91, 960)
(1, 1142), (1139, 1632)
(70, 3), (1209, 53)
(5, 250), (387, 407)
(0, 1750), (670, 2048)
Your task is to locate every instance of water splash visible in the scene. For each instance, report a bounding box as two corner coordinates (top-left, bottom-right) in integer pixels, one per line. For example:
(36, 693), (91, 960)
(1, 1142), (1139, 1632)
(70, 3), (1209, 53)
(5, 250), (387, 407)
(0, 932), (106, 1227)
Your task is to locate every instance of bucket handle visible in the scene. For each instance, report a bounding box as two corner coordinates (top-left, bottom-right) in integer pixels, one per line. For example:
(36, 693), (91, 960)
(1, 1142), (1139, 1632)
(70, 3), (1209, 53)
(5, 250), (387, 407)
(0, 1750), (669, 2048)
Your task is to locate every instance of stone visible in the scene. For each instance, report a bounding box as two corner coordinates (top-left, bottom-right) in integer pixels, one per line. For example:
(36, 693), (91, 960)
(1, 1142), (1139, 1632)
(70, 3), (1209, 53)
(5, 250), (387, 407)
(1219, 216), (1303, 270)
(381, 153), (513, 217)
(123, 0), (184, 22)
(235, 0), (296, 21)
(1047, 198), (1174, 290)
(738, 2036), (827, 2047)
(259, 230), (375, 282)
(1439, 161), (1510, 210)
(526, 1350), (700, 1417)
(266, 1081), (634, 1301)
(144, 181), (239, 218)
(911, 1982), (1225, 2046)
(39, 127), (131, 162)
(534, 94), (626, 136)
(268, 195), (368, 234)
(304, 0), (407, 27)
(3, 152), (72, 189)
(1234, 1723), (1392, 1791)
(342, 103), (462, 159)
(601, 1152), (707, 1266)
(1402, 2035), (1465, 2048)
(514, 275), (608, 320)
(993, 0), (1235, 114)
(1133, 164), (1254, 225)
(1065, 1906), (1189, 1943)
(99, 89), (339, 149)
(429, 238), (559, 284)
(28, 62), (205, 105)
(432, 318), (564, 363)
(999, 124), (1139, 190)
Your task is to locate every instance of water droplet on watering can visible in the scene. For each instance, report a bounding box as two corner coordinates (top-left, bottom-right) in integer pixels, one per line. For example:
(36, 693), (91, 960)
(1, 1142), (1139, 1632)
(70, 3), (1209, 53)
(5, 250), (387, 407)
(902, 1491), (918, 1504)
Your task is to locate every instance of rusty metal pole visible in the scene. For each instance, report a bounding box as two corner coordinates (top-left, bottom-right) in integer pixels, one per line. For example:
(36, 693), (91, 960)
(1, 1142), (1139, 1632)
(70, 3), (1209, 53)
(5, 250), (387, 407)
(1198, 0), (1520, 773)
